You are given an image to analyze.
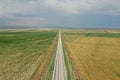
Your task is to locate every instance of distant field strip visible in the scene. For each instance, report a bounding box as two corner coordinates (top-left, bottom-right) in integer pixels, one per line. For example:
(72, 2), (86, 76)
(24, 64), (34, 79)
(63, 29), (120, 80)
(0, 30), (57, 80)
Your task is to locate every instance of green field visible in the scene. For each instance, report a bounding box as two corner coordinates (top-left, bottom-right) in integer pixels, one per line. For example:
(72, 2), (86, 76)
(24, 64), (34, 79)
(0, 29), (57, 80)
(63, 29), (120, 38)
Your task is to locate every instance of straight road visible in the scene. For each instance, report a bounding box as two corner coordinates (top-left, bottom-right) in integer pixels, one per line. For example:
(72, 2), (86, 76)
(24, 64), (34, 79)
(52, 30), (67, 80)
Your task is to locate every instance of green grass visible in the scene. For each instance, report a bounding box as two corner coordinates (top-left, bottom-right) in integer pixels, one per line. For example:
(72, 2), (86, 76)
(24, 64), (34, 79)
(62, 29), (108, 34)
(115, 72), (120, 78)
(85, 33), (120, 38)
(0, 31), (56, 44)
(64, 32), (120, 38)
(0, 30), (57, 80)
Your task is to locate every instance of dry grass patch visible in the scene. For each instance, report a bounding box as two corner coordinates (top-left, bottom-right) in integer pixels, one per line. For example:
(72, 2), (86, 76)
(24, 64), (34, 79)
(63, 32), (120, 80)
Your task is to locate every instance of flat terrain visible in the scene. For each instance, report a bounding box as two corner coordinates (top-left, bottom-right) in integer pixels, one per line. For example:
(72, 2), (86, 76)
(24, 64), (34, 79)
(62, 29), (120, 80)
(1, 29), (120, 80)
(0, 29), (57, 80)
(52, 31), (67, 80)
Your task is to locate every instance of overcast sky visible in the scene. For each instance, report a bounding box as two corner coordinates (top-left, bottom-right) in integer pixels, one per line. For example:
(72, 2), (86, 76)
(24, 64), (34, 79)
(0, 0), (120, 28)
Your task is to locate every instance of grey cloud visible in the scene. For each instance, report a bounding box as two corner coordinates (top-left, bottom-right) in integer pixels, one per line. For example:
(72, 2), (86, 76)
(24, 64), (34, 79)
(0, 0), (120, 17)
(0, 0), (44, 17)
(43, 0), (93, 14)
(43, 0), (120, 15)
(0, 0), (120, 27)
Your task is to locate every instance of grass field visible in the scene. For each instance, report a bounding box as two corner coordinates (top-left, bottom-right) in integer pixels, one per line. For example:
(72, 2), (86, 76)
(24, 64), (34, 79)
(62, 29), (120, 80)
(0, 29), (57, 80)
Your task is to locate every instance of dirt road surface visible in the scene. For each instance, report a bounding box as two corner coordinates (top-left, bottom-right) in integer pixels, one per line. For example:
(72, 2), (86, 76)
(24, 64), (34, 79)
(52, 30), (67, 80)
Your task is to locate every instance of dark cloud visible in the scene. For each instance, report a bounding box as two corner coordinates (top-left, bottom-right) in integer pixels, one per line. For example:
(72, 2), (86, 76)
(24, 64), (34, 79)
(0, 0), (120, 28)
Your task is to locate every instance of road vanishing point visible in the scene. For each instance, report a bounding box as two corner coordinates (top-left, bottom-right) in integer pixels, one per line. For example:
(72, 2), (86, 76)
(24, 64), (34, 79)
(52, 30), (67, 80)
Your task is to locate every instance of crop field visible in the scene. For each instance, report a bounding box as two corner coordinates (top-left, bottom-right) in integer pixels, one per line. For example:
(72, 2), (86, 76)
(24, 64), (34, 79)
(0, 29), (58, 80)
(62, 29), (120, 80)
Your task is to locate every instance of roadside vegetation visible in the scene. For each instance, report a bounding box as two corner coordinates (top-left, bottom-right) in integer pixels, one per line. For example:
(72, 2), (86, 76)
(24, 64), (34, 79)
(46, 38), (58, 80)
(0, 29), (57, 80)
(62, 29), (120, 80)
(62, 34), (72, 80)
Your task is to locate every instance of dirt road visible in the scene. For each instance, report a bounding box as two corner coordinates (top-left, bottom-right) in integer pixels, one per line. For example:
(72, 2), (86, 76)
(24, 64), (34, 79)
(52, 30), (67, 80)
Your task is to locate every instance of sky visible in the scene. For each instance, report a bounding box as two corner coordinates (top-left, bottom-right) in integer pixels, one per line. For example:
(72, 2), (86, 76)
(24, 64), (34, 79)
(0, 0), (120, 28)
